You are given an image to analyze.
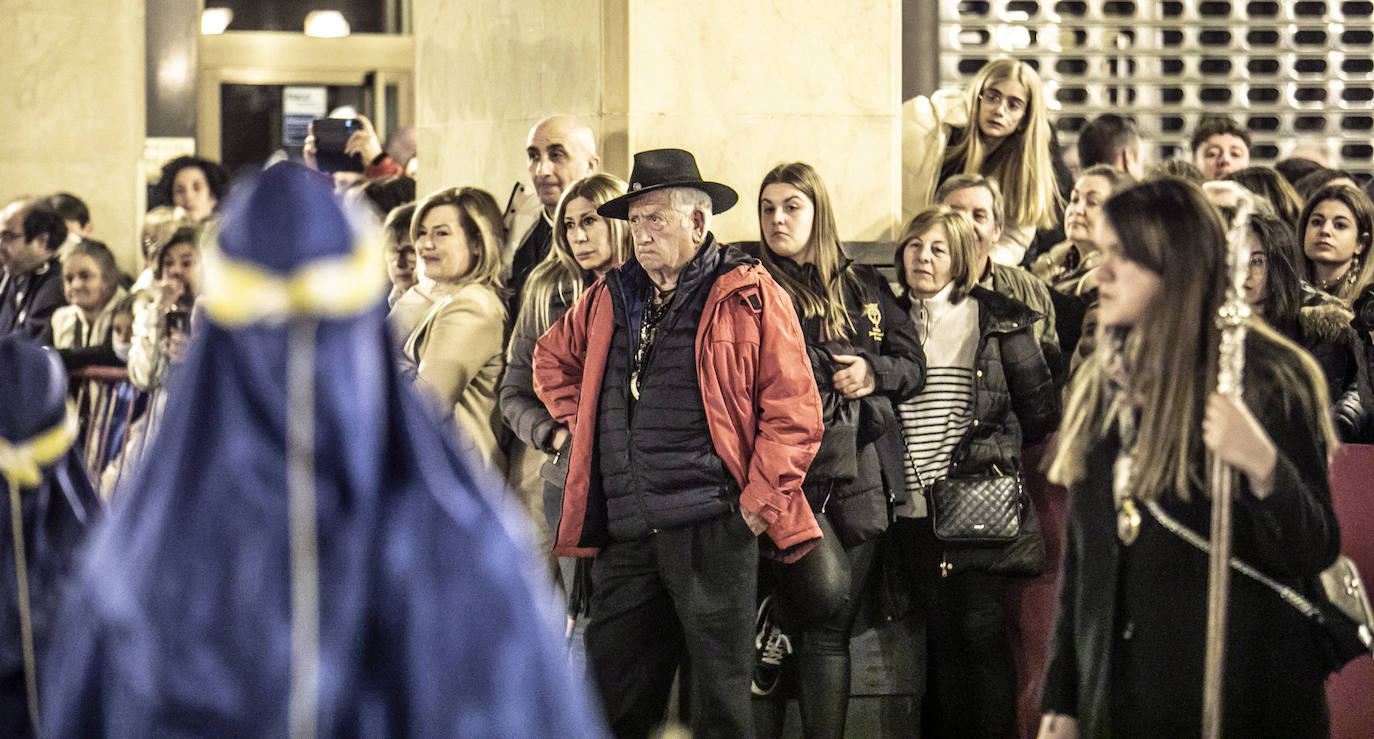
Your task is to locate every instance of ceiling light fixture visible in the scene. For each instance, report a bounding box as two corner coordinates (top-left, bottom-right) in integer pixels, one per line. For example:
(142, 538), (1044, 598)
(201, 7), (233, 35)
(304, 10), (351, 38)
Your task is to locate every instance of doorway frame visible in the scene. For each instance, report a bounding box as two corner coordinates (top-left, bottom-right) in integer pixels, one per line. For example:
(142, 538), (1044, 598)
(198, 31), (415, 162)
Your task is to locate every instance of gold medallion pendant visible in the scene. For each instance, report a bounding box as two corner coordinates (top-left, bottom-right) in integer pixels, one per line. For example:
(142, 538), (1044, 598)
(1117, 498), (1141, 546)
(1113, 452), (1140, 545)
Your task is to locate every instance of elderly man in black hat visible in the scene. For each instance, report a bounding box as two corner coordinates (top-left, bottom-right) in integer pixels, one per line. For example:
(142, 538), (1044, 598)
(534, 149), (825, 736)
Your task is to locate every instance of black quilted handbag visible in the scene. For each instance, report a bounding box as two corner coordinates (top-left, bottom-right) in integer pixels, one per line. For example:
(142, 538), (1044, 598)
(928, 469), (1046, 577)
(930, 471), (1022, 542)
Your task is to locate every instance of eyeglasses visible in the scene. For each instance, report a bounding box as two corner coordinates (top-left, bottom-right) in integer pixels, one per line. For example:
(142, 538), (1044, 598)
(979, 89), (1027, 114)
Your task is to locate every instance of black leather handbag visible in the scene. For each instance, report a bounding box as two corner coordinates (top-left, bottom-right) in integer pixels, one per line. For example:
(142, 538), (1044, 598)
(928, 468), (1046, 578)
(930, 472), (1023, 542)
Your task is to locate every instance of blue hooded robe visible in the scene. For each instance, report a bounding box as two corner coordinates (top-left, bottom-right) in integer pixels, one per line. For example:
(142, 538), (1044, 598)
(0, 336), (102, 737)
(40, 163), (606, 737)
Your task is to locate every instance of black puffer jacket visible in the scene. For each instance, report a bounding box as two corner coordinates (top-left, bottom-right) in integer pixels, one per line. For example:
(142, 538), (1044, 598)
(898, 286), (1061, 477)
(768, 256), (926, 546)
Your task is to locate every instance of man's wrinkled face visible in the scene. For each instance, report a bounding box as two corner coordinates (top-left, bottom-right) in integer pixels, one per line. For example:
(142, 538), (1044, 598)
(627, 191), (700, 277)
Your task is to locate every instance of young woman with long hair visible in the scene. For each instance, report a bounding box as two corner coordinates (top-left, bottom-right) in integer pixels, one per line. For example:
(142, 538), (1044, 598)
(1245, 212), (1371, 439)
(1300, 183), (1374, 303)
(747, 162), (925, 737)
(500, 173), (632, 559)
(905, 57), (1070, 265)
(1040, 179), (1339, 738)
(889, 204), (1059, 736)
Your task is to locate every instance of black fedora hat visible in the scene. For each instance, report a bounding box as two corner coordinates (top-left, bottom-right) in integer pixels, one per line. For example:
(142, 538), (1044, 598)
(597, 148), (738, 220)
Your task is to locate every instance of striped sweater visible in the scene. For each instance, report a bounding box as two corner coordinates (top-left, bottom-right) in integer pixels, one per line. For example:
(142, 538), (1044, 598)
(896, 282), (978, 517)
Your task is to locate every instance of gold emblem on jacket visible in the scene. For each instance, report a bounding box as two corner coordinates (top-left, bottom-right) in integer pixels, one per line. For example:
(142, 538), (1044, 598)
(864, 302), (883, 341)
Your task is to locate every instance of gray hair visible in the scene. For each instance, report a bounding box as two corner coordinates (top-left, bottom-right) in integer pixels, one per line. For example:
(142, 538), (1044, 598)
(935, 174), (1006, 231)
(667, 187), (713, 224)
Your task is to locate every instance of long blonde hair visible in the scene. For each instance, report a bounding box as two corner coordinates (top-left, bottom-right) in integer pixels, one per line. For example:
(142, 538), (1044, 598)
(756, 162), (862, 340)
(1049, 179), (1337, 501)
(944, 58), (1062, 231)
(516, 174), (631, 333)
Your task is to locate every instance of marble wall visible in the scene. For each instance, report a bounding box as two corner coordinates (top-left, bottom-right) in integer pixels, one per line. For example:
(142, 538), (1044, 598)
(414, 0), (612, 212)
(0, 0), (146, 272)
(415, 0), (901, 242)
(623, 0), (901, 241)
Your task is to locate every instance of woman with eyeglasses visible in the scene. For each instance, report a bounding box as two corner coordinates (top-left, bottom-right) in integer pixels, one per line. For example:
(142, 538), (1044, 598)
(904, 57), (1071, 266)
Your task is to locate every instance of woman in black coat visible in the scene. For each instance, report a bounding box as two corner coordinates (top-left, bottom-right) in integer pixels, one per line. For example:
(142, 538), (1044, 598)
(890, 204), (1060, 737)
(1040, 179), (1339, 738)
(1244, 211), (1372, 440)
(749, 162), (926, 738)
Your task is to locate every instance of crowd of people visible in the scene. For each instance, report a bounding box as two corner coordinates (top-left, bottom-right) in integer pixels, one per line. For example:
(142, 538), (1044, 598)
(3, 54), (1373, 736)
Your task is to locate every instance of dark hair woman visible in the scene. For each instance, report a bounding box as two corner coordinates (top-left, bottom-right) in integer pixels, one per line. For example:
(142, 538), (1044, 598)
(155, 156), (230, 223)
(1041, 179), (1340, 738)
(1245, 212), (1372, 440)
(890, 204), (1060, 736)
(1225, 166), (1303, 228)
(1300, 183), (1374, 303)
(748, 162), (925, 737)
(128, 226), (200, 391)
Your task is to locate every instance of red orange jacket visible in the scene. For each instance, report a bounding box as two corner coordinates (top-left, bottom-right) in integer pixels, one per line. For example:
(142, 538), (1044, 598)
(533, 257), (824, 559)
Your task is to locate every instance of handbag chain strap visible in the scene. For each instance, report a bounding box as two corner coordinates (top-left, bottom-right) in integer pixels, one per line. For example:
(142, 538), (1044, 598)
(1142, 499), (1322, 620)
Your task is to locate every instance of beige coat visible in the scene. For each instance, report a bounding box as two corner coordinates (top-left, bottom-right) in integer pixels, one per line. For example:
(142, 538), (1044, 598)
(501, 181), (543, 279)
(397, 280), (509, 474)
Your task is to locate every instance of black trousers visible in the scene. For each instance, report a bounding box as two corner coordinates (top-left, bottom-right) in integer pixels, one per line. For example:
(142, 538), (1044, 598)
(894, 516), (1017, 739)
(585, 511), (759, 739)
(753, 514), (877, 739)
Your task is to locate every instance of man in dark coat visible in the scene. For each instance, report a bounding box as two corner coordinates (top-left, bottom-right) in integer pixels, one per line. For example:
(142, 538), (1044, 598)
(0, 200), (67, 342)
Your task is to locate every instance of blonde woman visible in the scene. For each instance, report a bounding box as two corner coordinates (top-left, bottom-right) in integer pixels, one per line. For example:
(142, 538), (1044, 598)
(904, 58), (1069, 265)
(500, 173), (631, 555)
(892, 204), (1059, 736)
(389, 186), (509, 473)
(1039, 179), (1338, 738)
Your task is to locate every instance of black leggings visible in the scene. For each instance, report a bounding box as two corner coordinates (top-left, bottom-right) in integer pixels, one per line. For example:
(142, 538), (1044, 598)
(753, 514), (878, 739)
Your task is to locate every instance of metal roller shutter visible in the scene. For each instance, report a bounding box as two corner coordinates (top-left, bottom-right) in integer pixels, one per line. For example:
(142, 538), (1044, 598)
(939, 0), (1374, 181)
